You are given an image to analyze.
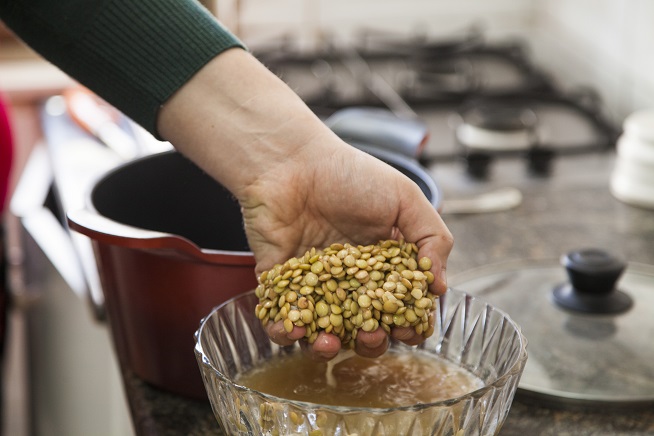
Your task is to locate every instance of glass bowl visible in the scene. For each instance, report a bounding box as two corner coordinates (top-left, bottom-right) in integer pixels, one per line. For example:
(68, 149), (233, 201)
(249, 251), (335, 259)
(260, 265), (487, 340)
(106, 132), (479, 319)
(194, 289), (527, 435)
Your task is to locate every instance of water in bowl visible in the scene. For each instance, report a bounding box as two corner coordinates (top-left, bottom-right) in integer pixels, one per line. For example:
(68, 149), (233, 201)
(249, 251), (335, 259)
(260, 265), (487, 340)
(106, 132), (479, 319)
(236, 349), (484, 408)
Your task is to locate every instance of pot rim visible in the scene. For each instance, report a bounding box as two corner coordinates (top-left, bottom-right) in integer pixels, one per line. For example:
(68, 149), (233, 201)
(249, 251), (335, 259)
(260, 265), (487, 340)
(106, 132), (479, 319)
(351, 142), (442, 210)
(67, 150), (255, 266)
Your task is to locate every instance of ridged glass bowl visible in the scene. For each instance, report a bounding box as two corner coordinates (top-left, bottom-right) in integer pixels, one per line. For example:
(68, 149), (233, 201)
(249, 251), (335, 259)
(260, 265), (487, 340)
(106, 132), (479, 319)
(194, 289), (527, 436)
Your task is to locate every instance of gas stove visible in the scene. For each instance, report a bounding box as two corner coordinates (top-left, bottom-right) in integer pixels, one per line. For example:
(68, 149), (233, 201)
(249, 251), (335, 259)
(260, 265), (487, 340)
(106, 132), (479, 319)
(253, 29), (619, 185)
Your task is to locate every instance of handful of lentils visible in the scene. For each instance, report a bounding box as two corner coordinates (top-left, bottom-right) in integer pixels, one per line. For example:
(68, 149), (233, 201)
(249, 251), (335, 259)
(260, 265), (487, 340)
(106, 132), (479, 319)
(255, 240), (437, 348)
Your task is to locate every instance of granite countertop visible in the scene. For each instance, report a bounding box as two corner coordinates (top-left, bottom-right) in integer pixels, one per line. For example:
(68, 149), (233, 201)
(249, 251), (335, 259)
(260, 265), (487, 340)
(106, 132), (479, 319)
(121, 151), (654, 436)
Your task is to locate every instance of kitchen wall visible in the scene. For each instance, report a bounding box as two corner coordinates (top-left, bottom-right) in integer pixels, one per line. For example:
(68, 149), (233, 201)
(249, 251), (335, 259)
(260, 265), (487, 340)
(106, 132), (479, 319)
(529, 0), (654, 123)
(216, 0), (653, 125)
(218, 0), (536, 48)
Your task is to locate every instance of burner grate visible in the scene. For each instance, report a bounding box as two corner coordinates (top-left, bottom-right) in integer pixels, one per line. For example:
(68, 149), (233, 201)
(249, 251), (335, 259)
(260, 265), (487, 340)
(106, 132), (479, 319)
(253, 30), (619, 179)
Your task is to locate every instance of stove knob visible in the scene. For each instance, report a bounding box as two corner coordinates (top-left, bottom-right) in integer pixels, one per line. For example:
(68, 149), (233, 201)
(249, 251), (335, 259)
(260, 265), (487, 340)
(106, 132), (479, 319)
(527, 147), (555, 176)
(465, 152), (492, 179)
(552, 249), (632, 314)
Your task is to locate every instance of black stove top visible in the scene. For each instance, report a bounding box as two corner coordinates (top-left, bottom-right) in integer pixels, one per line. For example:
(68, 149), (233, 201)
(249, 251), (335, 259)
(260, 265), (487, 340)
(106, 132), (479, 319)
(253, 30), (619, 180)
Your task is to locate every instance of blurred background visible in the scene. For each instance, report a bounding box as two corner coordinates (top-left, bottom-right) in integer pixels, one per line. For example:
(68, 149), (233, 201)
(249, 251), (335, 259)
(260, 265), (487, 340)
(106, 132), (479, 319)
(0, 1), (653, 435)
(216, 0), (654, 120)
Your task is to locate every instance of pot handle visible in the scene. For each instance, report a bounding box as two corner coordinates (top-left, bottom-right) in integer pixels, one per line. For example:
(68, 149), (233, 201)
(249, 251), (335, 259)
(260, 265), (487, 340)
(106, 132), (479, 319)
(325, 107), (429, 158)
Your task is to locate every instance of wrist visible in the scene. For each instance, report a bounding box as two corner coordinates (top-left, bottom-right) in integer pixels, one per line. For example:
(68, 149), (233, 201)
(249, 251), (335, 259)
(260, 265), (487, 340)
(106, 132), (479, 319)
(157, 48), (329, 200)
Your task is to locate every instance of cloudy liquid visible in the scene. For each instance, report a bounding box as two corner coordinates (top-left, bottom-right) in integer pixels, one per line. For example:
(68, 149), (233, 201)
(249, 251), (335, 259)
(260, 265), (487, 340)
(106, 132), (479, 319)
(236, 350), (484, 408)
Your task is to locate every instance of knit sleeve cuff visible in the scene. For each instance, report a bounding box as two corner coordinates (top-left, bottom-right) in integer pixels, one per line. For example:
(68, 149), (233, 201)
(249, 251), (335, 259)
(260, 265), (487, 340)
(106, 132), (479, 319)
(75, 0), (246, 137)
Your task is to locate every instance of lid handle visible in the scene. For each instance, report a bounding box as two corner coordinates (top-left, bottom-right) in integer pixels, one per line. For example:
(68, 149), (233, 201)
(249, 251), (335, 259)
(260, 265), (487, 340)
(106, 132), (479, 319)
(552, 249), (633, 314)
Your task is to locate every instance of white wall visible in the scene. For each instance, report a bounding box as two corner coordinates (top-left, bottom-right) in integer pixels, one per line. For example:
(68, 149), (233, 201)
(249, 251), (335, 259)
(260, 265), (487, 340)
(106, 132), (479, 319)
(217, 0), (653, 124)
(219, 0), (536, 48)
(528, 0), (654, 123)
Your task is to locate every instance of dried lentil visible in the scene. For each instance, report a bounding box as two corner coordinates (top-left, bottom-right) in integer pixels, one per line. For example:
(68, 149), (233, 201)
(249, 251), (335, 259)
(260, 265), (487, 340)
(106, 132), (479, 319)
(256, 240), (437, 347)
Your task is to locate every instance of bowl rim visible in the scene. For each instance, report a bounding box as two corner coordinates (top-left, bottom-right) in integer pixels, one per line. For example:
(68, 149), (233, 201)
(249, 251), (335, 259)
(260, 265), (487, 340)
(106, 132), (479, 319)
(194, 288), (528, 413)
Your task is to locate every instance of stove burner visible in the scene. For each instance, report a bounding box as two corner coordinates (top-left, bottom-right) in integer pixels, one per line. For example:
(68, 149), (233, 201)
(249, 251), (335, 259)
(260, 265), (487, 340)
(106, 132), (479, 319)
(456, 103), (545, 178)
(458, 104), (538, 149)
(465, 104), (537, 131)
(257, 29), (554, 109)
(402, 41), (554, 101)
(420, 89), (618, 179)
(404, 59), (476, 97)
(253, 29), (619, 181)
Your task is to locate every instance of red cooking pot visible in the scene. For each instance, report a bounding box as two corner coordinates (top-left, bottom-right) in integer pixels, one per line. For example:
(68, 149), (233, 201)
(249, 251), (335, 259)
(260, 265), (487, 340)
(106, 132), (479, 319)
(68, 151), (257, 399)
(68, 147), (441, 400)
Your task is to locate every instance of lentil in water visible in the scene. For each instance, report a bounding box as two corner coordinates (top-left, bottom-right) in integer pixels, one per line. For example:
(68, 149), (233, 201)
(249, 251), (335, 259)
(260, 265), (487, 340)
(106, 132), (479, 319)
(236, 350), (484, 408)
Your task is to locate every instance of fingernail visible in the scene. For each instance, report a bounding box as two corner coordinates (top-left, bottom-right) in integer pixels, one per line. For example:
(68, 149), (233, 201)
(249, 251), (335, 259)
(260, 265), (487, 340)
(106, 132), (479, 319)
(392, 328), (413, 341)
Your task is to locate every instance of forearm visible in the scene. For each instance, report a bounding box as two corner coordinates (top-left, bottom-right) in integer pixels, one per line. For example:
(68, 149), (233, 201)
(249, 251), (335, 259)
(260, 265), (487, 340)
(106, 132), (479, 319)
(0, 0), (243, 135)
(157, 48), (342, 202)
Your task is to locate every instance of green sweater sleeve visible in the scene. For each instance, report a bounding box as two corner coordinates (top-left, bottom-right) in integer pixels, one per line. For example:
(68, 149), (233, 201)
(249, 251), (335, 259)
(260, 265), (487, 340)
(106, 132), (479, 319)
(0, 0), (245, 136)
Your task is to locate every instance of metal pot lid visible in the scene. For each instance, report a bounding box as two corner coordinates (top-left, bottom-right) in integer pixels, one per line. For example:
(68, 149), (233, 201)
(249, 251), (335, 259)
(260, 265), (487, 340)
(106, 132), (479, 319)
(450, 248), (654, 409)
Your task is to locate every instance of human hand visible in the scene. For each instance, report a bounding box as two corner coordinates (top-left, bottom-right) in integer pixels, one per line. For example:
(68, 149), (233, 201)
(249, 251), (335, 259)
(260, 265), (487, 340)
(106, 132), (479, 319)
(265, 318), (432, 360)
(157, 49), (453, 360)
(241, 137), (452, 360)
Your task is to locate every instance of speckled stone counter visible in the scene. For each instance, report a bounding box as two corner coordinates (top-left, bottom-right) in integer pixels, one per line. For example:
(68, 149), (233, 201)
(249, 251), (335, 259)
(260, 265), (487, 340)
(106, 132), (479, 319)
(121, 151), (654, 435)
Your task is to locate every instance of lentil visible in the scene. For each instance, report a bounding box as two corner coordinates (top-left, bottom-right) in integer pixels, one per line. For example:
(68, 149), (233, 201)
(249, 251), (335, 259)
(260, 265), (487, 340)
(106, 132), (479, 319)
(256, 240), (437, 348)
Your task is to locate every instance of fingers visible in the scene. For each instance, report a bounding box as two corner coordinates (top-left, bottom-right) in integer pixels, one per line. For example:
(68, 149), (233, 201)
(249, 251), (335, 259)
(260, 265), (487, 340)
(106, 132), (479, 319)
(266, 322), (342, 361)
(426, 229), (454, 296)
(306, 329), (391, 361)
(396, 184), (454, 296)
(265, 320), (306, 346)
(267, 320), (434, 362)
(355, 328), (389, 358)
(266, 321), (390, 360)
(302, 332), (341, 361)
(391, 326), (425, 346)
(391, 308), (435, 346)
